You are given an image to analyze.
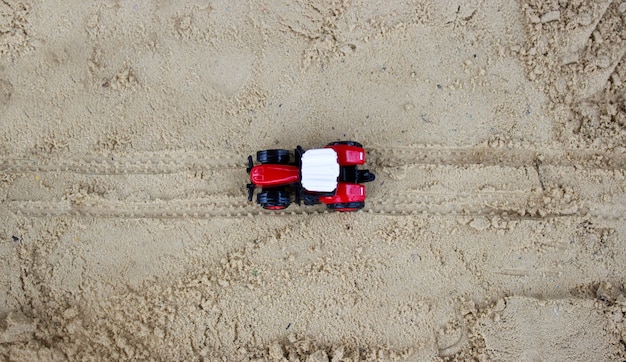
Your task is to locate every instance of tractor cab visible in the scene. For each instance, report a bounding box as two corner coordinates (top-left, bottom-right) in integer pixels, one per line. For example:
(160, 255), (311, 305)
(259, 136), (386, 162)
(300, 148), (340, 193)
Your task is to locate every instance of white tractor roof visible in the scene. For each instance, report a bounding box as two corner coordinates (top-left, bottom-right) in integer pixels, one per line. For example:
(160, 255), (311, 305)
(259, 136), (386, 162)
(301, 148), (339, 192)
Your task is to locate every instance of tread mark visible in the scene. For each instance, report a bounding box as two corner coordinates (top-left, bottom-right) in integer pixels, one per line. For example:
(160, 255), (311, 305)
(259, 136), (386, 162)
(1, 146), (624, 175)
(5, 192), (623, 220)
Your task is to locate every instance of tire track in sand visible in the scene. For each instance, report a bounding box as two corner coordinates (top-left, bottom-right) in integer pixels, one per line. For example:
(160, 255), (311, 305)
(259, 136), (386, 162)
(0, 151), (243, 175)
(1, 146), (624, 175)
(2, 146), (624, 220)
(5, 190), (624, 220)
(368, 145), (626, 170)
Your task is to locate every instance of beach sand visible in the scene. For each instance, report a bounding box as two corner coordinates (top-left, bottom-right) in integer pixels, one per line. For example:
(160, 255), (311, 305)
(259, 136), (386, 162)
(1, 0), (625, 360)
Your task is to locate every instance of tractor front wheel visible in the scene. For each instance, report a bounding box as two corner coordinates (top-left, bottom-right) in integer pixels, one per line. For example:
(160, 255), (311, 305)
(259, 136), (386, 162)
(257, 149), (290, 164)
(257, 189), (291, 210)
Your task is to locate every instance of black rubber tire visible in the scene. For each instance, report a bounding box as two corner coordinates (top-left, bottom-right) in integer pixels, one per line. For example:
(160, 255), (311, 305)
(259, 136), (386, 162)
(326, 201), (365, 211)
(256, 149), (290, 164)
(257, 189), (291, 210)
(327, 141), (363, 148)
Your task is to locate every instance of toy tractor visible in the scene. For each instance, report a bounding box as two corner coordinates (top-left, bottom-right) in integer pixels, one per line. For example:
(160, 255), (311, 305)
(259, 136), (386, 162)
(246, 141), (375, 211)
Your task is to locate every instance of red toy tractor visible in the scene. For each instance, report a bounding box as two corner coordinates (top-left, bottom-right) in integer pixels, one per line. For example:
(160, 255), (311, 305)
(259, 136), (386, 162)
(246, 141), (375, 211)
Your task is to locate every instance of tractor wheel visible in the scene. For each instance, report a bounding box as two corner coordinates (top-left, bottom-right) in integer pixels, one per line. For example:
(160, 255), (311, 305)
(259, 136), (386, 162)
(327, 141), (363, 148)
(257, 189), (291, 210)
(256, 149), (290, 164)
(326, 201), (365, 212)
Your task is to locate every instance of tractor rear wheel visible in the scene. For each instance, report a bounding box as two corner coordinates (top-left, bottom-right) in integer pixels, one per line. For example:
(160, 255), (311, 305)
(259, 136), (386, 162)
(326, 201), (365, 212)
(327, 141), (363, 148)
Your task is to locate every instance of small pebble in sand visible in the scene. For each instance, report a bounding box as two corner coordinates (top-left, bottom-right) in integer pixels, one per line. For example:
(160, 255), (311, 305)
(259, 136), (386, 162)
(592, 30), (603, 44)
(469, 217), (491, 231)
(528, 14), (541, 24)
(540, 10), (560, 23)
(577, 13), (592, 26)
(611, 73), (622, 87)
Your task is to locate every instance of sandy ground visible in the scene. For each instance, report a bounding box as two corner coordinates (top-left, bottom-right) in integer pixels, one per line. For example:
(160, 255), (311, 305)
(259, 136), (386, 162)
(0, 0), (625, 360)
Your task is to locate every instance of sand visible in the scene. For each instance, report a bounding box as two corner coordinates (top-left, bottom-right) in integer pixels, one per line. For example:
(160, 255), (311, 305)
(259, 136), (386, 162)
(0, 0), (625, 360)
